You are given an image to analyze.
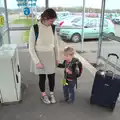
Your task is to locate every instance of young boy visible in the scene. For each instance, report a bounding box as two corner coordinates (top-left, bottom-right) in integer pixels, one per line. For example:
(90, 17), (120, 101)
(58, 47), (83, 103)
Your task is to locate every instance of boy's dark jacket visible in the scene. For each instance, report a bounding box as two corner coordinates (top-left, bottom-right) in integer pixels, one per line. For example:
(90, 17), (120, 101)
(57, 57), (82, 80)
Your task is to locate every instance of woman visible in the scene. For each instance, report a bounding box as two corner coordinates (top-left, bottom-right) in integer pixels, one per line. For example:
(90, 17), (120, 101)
(29, 8), (59, 104)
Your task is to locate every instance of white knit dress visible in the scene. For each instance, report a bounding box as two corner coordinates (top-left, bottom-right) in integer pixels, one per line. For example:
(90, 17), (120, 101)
(29, 22), (59, 75)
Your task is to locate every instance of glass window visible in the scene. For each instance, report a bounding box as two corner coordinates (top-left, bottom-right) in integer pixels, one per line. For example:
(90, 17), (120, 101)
(9, 30), (30, 44)
(3, 30), (9, 44)
(101, 0), (120, 71)
(0, 0), (8, 30)
(86, 19), (97, 27)
(0, 0), (9, 46)
(104, 20), (108, 27)
(6, 0), (45, 45)
(71, 18), (81, 23)
(0, 32), (3, 46)
(7, 0), (45, 27)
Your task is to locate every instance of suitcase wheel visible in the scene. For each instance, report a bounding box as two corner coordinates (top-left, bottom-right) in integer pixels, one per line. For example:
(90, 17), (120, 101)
(19, 99), (23, 104)
(108, 107), (114, 112)
(107, 104), (115, 112)
(109, 104), (115, 111)
(90, 101), (94, 105)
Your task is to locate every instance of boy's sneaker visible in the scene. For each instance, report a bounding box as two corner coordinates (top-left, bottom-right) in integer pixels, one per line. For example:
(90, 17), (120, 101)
(50, 94), (56, 104)
(41, 95), (51, 104)
(67, 99), (74, 104)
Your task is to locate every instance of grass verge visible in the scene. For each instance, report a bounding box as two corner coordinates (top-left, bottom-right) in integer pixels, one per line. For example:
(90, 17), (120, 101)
(11, 18), (37, 43)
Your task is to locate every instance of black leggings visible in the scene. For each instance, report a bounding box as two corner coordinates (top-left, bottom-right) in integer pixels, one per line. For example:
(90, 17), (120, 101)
(39, 73), (55, 92)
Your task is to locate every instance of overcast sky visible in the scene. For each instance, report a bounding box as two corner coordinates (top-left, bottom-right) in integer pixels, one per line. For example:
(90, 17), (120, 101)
(0, 0), (119, 9)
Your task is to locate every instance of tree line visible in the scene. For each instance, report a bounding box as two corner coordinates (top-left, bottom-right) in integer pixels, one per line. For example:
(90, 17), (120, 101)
(37, 6), (120, 13)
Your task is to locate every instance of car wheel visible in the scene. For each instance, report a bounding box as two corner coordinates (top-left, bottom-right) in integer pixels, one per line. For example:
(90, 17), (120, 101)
(108, 32), (115, 36)
(71, 33), (81, 43)
(112, 20), (115, 24)
(104, 32), (115, 41)
(118, 21), (120, 25)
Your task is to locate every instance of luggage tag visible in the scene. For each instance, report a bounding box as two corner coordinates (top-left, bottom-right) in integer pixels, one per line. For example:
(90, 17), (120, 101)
(61, 79), (68, 86)
(60, 61), (70, 86)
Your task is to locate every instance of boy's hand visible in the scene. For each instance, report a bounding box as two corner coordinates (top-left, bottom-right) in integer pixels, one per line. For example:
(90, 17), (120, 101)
(66, 68), (72, 74)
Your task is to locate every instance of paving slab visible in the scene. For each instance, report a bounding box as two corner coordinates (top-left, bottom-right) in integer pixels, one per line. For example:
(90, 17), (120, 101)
(0, 50), (120, 120)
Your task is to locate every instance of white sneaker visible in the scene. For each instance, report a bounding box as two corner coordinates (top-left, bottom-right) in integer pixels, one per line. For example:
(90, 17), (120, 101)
(41, 95), (51, 104)
(50, 94), (56, 104)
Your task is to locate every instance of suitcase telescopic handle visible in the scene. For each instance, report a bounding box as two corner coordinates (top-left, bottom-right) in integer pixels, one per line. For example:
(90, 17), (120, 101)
(108, 53), (119, 59)
(105, 53), (119, 79)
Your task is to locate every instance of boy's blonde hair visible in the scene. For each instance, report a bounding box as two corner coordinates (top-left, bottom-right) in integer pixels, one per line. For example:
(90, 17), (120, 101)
(63, 46), (75, 56)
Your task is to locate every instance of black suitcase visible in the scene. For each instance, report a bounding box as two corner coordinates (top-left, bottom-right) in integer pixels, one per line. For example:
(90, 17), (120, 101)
(90, 53), (120, 111)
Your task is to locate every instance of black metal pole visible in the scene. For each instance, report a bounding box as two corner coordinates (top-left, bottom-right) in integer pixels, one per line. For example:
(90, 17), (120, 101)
(45, 0), (49, 9)
(4, 0), (11, 44)
(96, 0), (106, 65)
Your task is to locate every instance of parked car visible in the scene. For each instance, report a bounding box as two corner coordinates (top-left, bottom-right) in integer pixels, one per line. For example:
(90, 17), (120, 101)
(112, 16), (120, 24)
(57, 15), (82, 27)
(53, 11), (72, 25)
(86, 13), (99, 17)
(105, 13), (119, 21)
(60, 18), (115, 43)
(53, 14), (64, 25)
(55, 15), (82, 32)
(56, 11), (72, 17)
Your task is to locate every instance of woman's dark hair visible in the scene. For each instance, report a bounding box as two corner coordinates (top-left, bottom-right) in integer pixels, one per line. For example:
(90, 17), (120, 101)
(41, 8), (57, 20)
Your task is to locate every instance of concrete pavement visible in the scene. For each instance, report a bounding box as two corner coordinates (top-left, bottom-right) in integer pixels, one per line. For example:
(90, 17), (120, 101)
(0, 49), (120, 120)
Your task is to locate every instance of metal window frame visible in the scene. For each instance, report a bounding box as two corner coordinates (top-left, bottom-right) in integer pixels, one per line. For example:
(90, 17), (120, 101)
(96, 0), (106, 65)
(45, 0), (49, 9)
(81, 0), (85, 52)
(3, 0), (106, 57)
(3, 0), (120, 72)
(100, 56), (120, 71)
(96, 0), (120, 70)
(4, 0), (10, 44)
(2, 28), (9, 35)
(9, 26), (31, 31)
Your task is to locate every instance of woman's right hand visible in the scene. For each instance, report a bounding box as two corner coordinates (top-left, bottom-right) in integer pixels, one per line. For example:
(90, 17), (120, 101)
(36, 63), (44, 69)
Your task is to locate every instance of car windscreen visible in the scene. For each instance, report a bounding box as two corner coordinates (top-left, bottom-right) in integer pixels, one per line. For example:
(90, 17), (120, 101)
(72, 19), (89, 26)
